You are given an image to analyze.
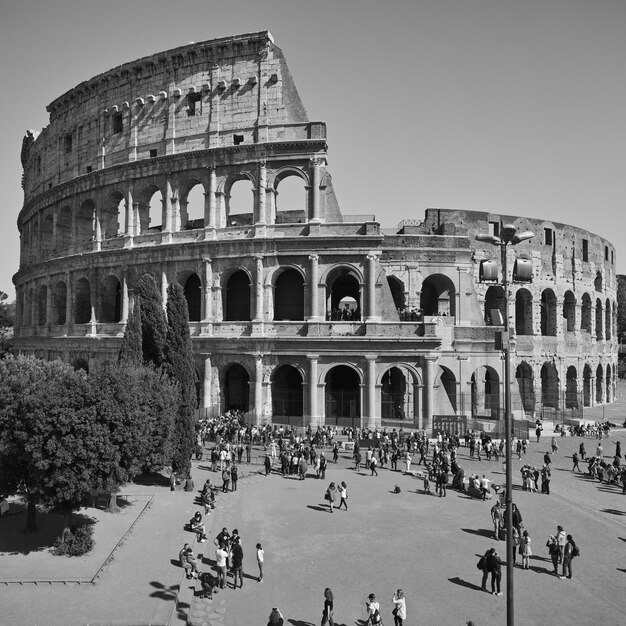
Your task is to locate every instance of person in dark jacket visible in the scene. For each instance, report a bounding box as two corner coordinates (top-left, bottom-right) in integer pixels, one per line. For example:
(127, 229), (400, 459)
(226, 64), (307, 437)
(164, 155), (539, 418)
(485, 548), (503, 596)
(231, 538), (244, 589)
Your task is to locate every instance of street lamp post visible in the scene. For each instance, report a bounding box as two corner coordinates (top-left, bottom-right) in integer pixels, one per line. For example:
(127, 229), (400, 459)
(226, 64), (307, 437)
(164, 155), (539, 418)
(476, 224), (534, 626)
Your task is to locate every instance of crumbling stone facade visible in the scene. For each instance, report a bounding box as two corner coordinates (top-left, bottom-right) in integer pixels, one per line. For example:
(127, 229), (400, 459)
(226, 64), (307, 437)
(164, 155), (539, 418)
(14, 32), (618, 430)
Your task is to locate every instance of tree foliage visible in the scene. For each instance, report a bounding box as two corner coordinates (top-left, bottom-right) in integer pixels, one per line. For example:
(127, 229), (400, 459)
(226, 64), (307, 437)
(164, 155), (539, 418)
(0, 291), (14, 356)
(118, 298), (143, 365)
(164, 281), (198, 476)
(136, 273), (167, 367)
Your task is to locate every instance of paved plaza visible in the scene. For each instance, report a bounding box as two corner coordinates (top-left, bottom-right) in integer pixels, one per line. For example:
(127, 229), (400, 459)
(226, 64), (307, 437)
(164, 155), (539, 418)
(2, 391), (626, 626)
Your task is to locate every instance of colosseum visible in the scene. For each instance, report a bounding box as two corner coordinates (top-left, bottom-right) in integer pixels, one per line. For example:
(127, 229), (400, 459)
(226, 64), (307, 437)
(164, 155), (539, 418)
(13, 31), (619, 433)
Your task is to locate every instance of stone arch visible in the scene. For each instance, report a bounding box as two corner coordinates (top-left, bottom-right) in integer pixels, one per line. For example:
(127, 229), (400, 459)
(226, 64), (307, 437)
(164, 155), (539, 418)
(223, 362), (250, 412)
(271, 364), (304, 418)
(273, 267), (305, 321)
(582, 364), (592, 407)
(274, 171), (307, 224)
(225, 174), (255, 226)
(436, 365), (457, 413)
(325, 265), (363, 320)
(37, 284), (47, 326)
(581, 293), (592, 333)
(380, 366), (412, 420)
(484, 285), (505, 325)
(41, 214), (54, 256)
(102, 191), (125, 238)
(471, 365), (500, 418)
(76, 199), (95, 244)
(515, 288), (533, 335)
(605, 298), (611, 340)
(541, 362), (559, 409)
(180, 178), (206, 229)
(563, 290), (576, 332)
(515, 362), (535, 414)
(595, 363), (604, 403)
(387, 275), (406, 312)
(57, 206), (73, 251)
(540, 289), (557, 336)
(136, 184), (162, 232)
(595, 298), (603, 340)
(223, 269), (251, 321)
(52, 280), (67, 325)
(100, 274), (122, 323)
(565, 365), (578, 409)
(74, 277), (92, 324)
(180, 272), (202, 322)
(420, 273), (455, 316)
(324, 364), (362, 425)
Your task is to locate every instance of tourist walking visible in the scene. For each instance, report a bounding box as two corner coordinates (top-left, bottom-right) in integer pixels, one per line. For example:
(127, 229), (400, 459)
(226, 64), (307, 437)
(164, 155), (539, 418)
(572, 452), (581, 472)
(256, 542), (264, 582)
(326, 482), (338, 513)
(365, 593), (383, 625)
(392, 589), (406, 626)
(479, 548), (491, 591)
(519, 530), (532, 569)
(337, 481), (348, 510)
(321, 588), (335, 626)
(222, 467), (231, 492)
(579, 441), (586, 460)
(370, 454), (379, 476)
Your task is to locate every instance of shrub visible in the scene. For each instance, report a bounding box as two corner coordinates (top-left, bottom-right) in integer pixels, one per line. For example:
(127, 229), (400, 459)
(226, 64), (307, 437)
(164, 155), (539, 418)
(52, 523), (95, 557)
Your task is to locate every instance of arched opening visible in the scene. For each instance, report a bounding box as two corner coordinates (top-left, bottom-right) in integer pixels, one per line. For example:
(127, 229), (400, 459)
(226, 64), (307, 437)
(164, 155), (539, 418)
(325, 365), (361, 425)
(271, 365), (303, 418)
(581, 364), (592, 407)
(484, 285), (505, 325)
(595, 298), (603, 340)
(381, 367), (411, 420)
(471, 366), (500, 419)
(147, 188), (162, 231)
(275, 174), (307, 224)
(52, 281), (67, 325)
(224, 270), (251, 321)
(594, 271), (602, 292)
(41, 215), (54, 256)
(101, 275), (122, 323)
(541, 362), (559, 409)
(183, 273), (202, 322)
(227, 179), (254, 226)
(605, 298), (611, 340)
(57, 207), (72, 251)
(223, 363), (250, 412)
(540, 289), (557, 336)
(565, 366), (578, 408)
(37, 285), (47, 326)
(581, 293), (592, 333)
(438, 366), (457, 413)
(274, 269), (304, 320)
(387, 276), (406, 313)
(420, 274), (455, 316)
(516, 362), (535, 415)
(183, 182), (205, 229)
(76, 200), (95, 245)
(563, 291), (576, 332)
(326, 268), (361, 321)
(102, 191), (125, 238)
(74, 278), (91, 324)
(515, 288), (533, 335)
(606, 364), (612, 403)
(595, 364), (604, 404)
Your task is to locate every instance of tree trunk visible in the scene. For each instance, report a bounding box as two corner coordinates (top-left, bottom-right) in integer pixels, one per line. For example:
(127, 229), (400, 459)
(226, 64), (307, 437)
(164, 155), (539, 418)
(105, 492), (120, 513)
(25, 498), (38, 533)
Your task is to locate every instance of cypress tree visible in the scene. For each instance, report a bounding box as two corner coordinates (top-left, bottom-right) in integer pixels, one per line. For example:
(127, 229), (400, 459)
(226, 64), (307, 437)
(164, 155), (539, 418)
(164, 280), (198, 476)
(118, 299), (142, 365)
(136, 273), (167, 367)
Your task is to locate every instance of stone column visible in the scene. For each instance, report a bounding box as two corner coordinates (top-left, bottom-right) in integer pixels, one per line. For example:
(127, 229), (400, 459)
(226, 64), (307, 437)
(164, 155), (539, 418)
(366, 253), (379, 322)
(255, 353), (264, 425)
(125, 184), (135, 236)
(257, 161), (267, 224)
(202, 354), (212, 418)
(253, 255), (264, 323)
(307, 354), (319, 427)
(171, 186), (181, 233)
(205, 167), (217, 234)
(309, 157), (322, 222)
(163, 179), (173, 233)
(365, 354), (378, 429)
(93, 205), (102, 251)
(423, 356), (438, 434)
(309, 254), (320, 320)
(88, 270), (97, 336)
(202, 257), (213, 321)
(121, 269), (129, 324)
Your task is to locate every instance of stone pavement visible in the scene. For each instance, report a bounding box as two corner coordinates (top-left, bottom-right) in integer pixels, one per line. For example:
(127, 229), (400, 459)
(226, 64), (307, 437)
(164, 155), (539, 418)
(2, 387), (626, 626)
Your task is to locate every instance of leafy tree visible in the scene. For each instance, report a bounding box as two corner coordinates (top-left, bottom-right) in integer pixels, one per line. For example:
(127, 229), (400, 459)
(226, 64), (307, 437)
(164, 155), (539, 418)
(0, 291), (14, 356)
(87, 361), (177, 511)
(118, 299), (142, 365)
(164, 281), (198, 476)
(136, 273), (167, 367)
(0, 356), (117, 532)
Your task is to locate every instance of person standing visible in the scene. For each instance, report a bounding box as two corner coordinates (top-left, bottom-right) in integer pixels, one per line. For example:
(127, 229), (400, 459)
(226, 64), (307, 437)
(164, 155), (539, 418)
(491, 501), (503, 540)
(215, 542), (229, 589)
(366, 593), (383, 625)
(246, 441), (252, 463)
(560, 534), (577, 579)
(479, 475), (489, 500)
(337, 481), (348, 510)
(404, 451), (412, 474)
(486, 548), (503, 596)
(231, 463), (238, 491)
(541, 464), (551, 494)
(321, 588), (335, 626)
(579, 441), (586, 460)
(392, 589), (406, 626)
(370, 454), (379, 476)
(264, 452), (272, 476)
(319, 452), (327, 479)
(556, 525), (567, 564)
(256, 542), (264, 582)
(479, 548), (491, 591)
(572, 452), (581, 472)
(546, 535), (560, 575)
(520, 530), (532, 569)
(326, 482), (338, 513)
(512, 503), (523, 535)
(222, 467), (231, 492)
(231, 537), (244, 589)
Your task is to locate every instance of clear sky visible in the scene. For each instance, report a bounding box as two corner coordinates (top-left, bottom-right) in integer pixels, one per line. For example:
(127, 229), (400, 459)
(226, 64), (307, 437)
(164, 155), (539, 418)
(1, 0), (625, 300)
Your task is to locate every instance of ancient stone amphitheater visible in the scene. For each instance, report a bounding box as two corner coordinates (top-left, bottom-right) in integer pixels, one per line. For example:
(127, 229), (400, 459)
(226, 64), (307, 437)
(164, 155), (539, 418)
(14, 31), (618, 431)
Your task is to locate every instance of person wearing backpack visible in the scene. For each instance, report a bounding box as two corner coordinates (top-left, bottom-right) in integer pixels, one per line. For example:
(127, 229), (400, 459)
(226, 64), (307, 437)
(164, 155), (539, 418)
(560, 534), (578, 579)
(366, 593), (383, 625)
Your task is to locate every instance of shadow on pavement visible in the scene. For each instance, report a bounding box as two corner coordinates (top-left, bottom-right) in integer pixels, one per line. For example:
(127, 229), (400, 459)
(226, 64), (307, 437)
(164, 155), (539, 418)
(461, 528), (493, 538)
(306, 505), (329, 512)
(287, 619), (316, 626)
(133, 472), (171, 487)
(600, 508), (625, 516)
(448, 576), (483, 592)
(529, 564), (557, 576)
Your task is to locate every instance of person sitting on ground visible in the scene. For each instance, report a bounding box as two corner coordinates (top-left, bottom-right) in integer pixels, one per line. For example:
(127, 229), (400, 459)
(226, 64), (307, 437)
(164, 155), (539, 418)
(189, 511), (207, 542)
(199, 571), (218, 598)
(179, 544), (199, 579)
